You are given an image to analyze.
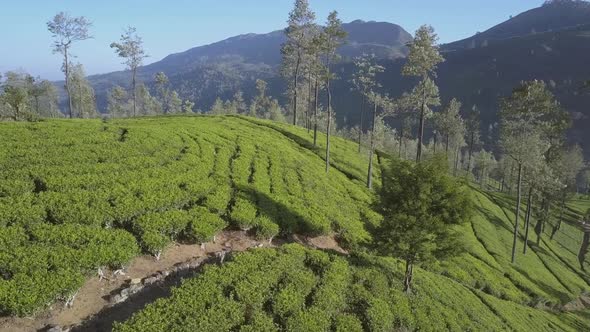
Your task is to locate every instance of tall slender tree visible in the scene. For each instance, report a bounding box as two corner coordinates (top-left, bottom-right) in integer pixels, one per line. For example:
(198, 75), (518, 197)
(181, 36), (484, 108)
(111, 27), (148, 117)
(402, 25), (444, 162)
(309, 30), (323, 147)
(352, 54), (385, 188)
(154, 72), (170, 114)
(281, 0), (315, 126)
(500, 80), (562, 263)
(47, 12), (92, 118)
(436, 98), (463, 157)
(465, 105), (481, 173)
(320, 11), (347, 173)
(69, 64), (97, 118)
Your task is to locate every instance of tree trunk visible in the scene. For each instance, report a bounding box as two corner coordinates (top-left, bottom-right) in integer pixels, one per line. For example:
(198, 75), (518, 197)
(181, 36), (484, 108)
(480, 167), (485, 188)
(416, 101), (425, 162)
(313, 77), (319, 147)
(398, 125), (404, 159)
(404, 259), (414, 293)
(12, 105), (20, 121)
(307, 68), (313, 133)
(508, 164), (515, 195)
(325, 68), (332, 173)
(34, 96), (40, 115)
(550, 197), (566, 240)
(579, 232), (590, 271)
(467, 132), (474, 172)
(78, 79), (84, 118)
(433, 132), (437, 154)
(132, 67), (137, 117)
(511, 163), (523, 264)
(64, 48), (73, 119)
(523, 188), (533, 254)
(454, 147), (460, 175)
(367, 101), (377, 189)
(445, 134), (450, 155)
(358, 95), (364, 153)
(292, 55), (301, 126)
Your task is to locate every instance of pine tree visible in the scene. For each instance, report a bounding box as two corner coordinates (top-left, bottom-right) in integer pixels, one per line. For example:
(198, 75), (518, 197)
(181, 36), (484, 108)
(465, 105), (481, 173)
(154, 72), (170, 114)
(320, 11), (347, 173)
(402, 25), (444, 162)
(281, 0), (315, 126)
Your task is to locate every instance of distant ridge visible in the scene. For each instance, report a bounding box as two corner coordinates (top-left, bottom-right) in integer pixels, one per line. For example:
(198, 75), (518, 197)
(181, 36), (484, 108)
(443, 0), (590, 50)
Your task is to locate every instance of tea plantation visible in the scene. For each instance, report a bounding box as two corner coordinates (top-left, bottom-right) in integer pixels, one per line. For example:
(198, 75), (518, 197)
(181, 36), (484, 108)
(0, 115), (589, 331)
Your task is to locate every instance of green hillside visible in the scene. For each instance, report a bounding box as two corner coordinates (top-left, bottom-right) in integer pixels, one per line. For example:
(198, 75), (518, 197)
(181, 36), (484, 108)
(0, 115), (589, 330)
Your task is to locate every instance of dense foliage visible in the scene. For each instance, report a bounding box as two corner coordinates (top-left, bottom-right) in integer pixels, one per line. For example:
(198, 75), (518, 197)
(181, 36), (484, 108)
(376, 157), (472, 291)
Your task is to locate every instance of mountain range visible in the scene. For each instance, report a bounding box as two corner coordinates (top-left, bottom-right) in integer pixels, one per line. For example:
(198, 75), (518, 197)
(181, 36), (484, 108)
(86, 0), (590, 156)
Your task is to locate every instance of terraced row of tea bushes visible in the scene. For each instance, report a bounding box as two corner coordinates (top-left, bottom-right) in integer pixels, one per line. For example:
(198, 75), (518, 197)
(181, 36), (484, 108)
(0, 224), (138, 316)
(115, 244), (588, 332)
(0, 116), (379, 315)
(435, 187), (590, 307)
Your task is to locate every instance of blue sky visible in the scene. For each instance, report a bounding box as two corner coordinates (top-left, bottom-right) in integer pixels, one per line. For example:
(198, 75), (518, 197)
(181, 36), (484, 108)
(0, 0), (544, 80)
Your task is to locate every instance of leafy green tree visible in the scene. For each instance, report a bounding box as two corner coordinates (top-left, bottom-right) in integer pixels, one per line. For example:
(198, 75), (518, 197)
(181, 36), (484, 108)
(168, 91), (183, 114)
(224, 100), (237, 114)
(581, 169), (590, 195)
(231, 90), (246, 114)
(69, 64), (98, 118)
(47, 12), (92, 118)
(107, 85), (129, 118)
(308, 28), (323, 146)
(465, 105), (481, 172)
(352, 54), (385, 188)
(320, 11), (347, 173)
(474, 150), (496, 188)
(154, 72), (170, 113)
(523, 160), (560, 252)
(500, 80), (563, 263)
(402, 25), (444, 162)
(251, 79), (272, 117)
(281, 0), (315, 126)
(268, 99), (286, 122)
(375, 157), (472, 292)
(111, 27), (149, 117)
(136, 83), (161, 115)
(1, 72), (30, 121)
(182, 100), (195, 114)
(436, 98), (463, 156)
(26, 76), (59, 118)
(210, 97), (225, 115)
(549, 145), (585, 240)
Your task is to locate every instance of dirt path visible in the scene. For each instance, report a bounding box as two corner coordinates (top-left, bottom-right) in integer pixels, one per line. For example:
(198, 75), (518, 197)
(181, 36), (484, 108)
(0, 232), (344, 332)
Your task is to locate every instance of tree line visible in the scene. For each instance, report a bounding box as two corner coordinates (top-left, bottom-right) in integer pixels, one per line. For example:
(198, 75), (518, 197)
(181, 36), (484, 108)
(277, 0), (589, 290)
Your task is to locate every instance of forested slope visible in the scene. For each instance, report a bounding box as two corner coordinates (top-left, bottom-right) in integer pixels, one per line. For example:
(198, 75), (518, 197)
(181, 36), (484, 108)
(0, 115), (588, 331)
